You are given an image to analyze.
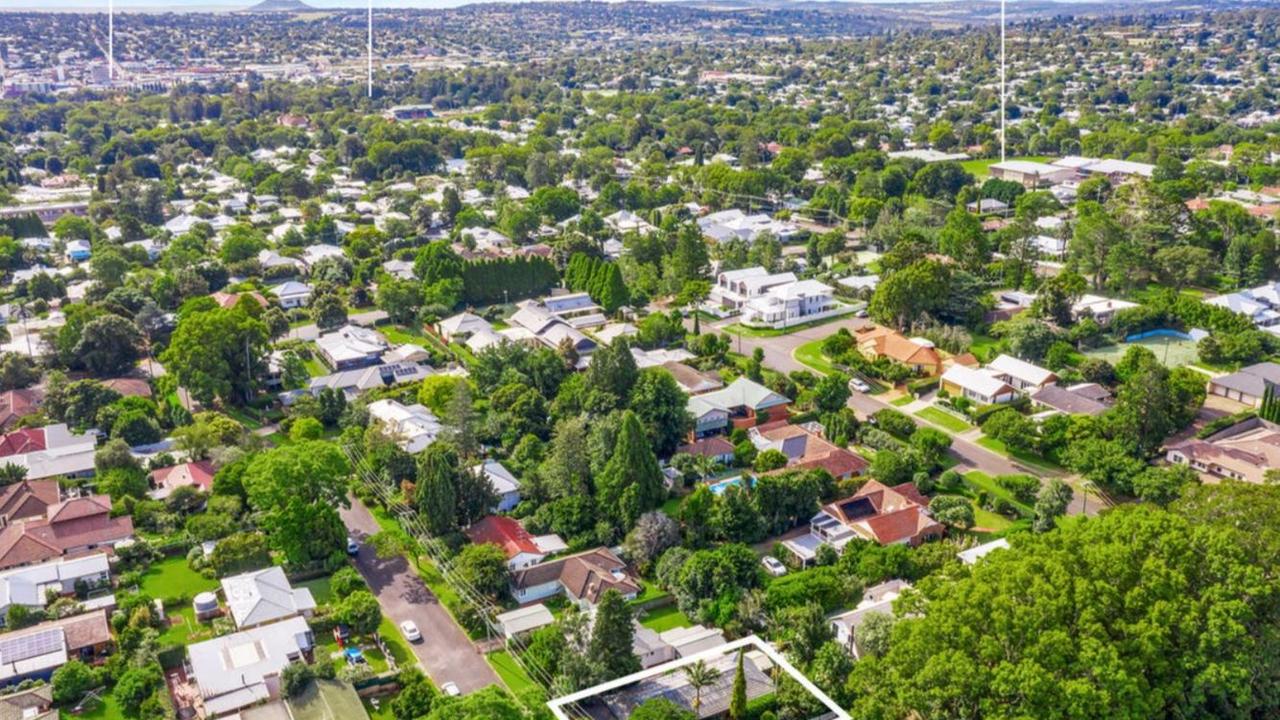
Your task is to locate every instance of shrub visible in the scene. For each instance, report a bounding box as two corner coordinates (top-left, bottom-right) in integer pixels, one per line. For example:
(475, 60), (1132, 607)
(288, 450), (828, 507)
(872, 408), (916, 438)
(281, 662), (314, 698)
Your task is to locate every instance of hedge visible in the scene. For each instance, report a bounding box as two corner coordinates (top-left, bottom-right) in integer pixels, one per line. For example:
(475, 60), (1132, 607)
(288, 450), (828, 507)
(906, 376), (940, 396)
(1197, 409), (1257, 438)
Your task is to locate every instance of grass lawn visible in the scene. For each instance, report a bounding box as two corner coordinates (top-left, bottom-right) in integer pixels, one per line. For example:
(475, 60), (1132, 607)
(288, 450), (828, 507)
(224, 407), (264, 430)
(158, 603), (215, 646)
(963, 470), (1035, 515)
(140, 556), (218, 601)
(299, 575), (333, 606)
(629, 583), (670, 607)
(489, 650), (540, 695)
(972, 503), (1016, 532)
(60, 694), (126, 720)
(639, 604), (693, 632)
(288, 679), (370, 720)
(968, 333), (1001, 362)
(889, 395), (913, 407)
(661, 495), (683, 517)
(723, 314), (846, 338)
(975, 437), (1064, 473)
(363, 697), (396, 720)
(376, 616), (416, 668)
(915, 406), (972, 433)
(794, 339), (838, 375)
(960, 155), (1052, 179)
(304, 356), (329, 377)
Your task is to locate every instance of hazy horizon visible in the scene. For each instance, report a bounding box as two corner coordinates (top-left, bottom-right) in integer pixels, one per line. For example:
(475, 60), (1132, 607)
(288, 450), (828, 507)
(0, 0), (1149, 12)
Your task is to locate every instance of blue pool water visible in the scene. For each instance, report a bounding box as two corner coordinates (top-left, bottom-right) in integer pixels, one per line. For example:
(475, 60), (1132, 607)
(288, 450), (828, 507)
(708, 476), (754, 495)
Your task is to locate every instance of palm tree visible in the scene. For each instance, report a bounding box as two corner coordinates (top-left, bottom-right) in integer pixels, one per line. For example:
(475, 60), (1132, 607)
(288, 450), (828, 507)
(692, 454), (721, 483)
(684, 660), (721, 716)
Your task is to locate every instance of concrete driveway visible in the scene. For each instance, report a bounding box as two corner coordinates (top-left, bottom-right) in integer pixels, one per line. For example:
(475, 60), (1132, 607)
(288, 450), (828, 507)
(339, 498), (498, 693)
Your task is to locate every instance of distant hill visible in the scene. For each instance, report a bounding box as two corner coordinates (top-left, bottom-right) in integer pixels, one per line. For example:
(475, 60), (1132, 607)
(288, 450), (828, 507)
(246, 0), (313, 12)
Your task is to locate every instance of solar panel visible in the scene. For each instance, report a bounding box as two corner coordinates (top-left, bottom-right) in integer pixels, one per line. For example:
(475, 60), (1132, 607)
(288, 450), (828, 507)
(0, 628), (64, 664)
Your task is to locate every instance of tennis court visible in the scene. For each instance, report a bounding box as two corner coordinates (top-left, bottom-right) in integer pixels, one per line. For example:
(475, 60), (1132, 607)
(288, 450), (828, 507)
(1082, 335), (1200, 368)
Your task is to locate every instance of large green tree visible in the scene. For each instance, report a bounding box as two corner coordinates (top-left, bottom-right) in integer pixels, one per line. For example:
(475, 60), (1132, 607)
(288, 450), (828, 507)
(594, 411), (665, 528)
(160, 304), (269, 405)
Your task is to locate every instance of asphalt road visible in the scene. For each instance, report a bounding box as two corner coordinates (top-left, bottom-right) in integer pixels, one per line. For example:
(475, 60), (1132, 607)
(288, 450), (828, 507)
(339, 497), (499, 693)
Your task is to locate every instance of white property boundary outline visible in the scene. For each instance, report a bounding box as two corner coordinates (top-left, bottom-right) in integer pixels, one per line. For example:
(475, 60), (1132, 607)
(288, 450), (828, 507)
(546, 635), (852, 720)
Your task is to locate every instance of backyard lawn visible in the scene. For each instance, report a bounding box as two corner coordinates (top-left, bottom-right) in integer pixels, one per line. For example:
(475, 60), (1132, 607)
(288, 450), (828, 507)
(889, 395), (913, 407)
(915, 406), (972, 433)
(488, 650), (540, 696)
(963, 471), (1036, 515)
(59, 694), (126, 720)
(638, 604), (693, 632)
(139, 556), (218, 601)
(288, 679), (370, 720)
(299, 576), (333, 606)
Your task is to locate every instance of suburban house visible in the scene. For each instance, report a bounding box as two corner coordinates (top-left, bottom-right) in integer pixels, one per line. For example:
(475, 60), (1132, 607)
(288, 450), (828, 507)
(297, 362), (434, 401)
(634, 624), (727, 669)
(604, 210), (657, 236)
(1166, 416), (1280, 484)
(1071, 294), (1140, 325)
(367, 399), (443, 454)
(0, 389), (43, 430)
(1207, 362), (1280, 407)
(299, 243), (345, 269)
(269, 280), (313, 309)
(507, 302), (598, 360)
(830, 580), (912, 659)
(940, 365), (1018, 405)
(686, 377), (790, 438)
(149, 461), (215, 499)
(697, 209), (799, 243)
(0, 495), (134, 571)
(709, 267), (798, 311)
(957, 538), (1011, 565)
(659, 362), (723, 395)
(855, 326), (944, 375)
(210, 291), (268, 310)
(510, 547), (639, 608)
(464, 515), (567, 571)
(740, 280), (843, 329)
(0, 480), (60, 526)
(1030, 383), (1112, 416)
(437, 312), (494, 343)
(220, 566), (317, 629)
(63, 240), (91, 263)
(784, 480), (943, 563)
(748, 422), (868, 480)
(187, 616), (315, 717)
(673, 436), (736, 466)
(0, 424), (97, 481)
(985, 354), (1057, 391)
(474, 460), (523, 513)
(314, 325), (389, 370)
(0, 611), (113, 684)
(541, 293), (608, 330)
(0, 553), (110, 623)
(0, 685), (55, 720)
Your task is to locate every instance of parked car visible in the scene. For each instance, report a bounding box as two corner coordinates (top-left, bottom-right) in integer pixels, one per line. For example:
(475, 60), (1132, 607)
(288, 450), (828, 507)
(347, 537), (360, 556)
(848, 377), (871, 393)
(400, 620), (422, 642)
(441, 682), (461, 697)
(761, 556), (788, 577)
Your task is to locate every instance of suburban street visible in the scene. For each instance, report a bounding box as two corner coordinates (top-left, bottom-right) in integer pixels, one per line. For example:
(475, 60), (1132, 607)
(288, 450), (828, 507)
(339, 497), (499, 693)
(715, 317), (1100, 516)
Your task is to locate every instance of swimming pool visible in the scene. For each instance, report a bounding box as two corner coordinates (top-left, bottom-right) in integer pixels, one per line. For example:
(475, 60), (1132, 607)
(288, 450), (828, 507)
(707, 476), (754, 495)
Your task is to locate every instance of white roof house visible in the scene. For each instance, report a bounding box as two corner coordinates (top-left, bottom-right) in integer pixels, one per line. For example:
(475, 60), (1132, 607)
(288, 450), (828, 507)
(741, 279), (838, 329)
(985, 354), (1057, 391)
(0, 554), (110, 619)
(1071, 294), (1140, 325)
(439, 312), (494, 342)
(940, 365), (1018, 405)
(188, 616), (315, 716)
(269, 281), (313, 308)
(604, 210), (657, 235)
(300, 243), (345, 268)
(315, 325), (388, 369)
(220, 566), (316, 629)
(697, 209), (799, 243)
(368, 399), (442, 454)
(496, 604), (555, 639)
(257, 249), (305, 273)
(830, 580), (912, 659)
(474, 460), (522, 513)
(957, 538), (1011, 565)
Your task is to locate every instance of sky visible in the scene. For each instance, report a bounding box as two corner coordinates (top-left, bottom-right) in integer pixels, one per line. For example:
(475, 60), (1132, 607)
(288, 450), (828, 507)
(4, 0), (1078, 11)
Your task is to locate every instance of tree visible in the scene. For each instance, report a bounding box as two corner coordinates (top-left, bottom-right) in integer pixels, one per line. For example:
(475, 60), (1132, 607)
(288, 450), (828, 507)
(683, 660), (722, 716)
(310, 291), (347, 331)
(1132, 464), (1198, 506)
(590, 589), (640, 681)
(997, 315), (1059, 362)
(0, 353), (39, 391)
(869, 260), (950, 329)
(854, 611), (896, 658)
(424, 686), (525, 720)
(336, 590), (382, 636)
(416, 442), (461, 535)
(242, 442), (350, 565)
(812, 372), (852, 414)
(937, 205), (988, 270)
(377, 276), (424, 325)
(729, 650), (748, 719)
(289, 416), (324, 441)
(929, 495), (975, 529)
(622, 511), (681, 572)
(52, 659), (98, 705)
(453, 543), (510, 600)
(754, 449), (789, 472)
(160, 304), (268, 406)
(389, 670), (436, 720)
(629, 369), (691, 458)
(73, 314), (143, 376)
(594, 411), (665, 528)
(847, 505), (1280, 720)
(210, 532), (273, 576)
(1033, 479), (1073, 532)
(631, 698), (695, 720)
(281, 662), (315, 698)
(112, 664), (164, 718)
(981, 408), (1039, 455)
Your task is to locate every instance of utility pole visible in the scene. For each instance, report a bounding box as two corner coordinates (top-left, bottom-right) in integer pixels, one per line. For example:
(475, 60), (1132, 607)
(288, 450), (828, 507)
(108, 0), (115, 84)
(1000, 0), (1006, 162)
(367, 0), (373, 99)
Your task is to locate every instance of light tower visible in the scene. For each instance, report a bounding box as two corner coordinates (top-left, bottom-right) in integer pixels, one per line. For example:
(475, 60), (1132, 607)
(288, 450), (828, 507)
(367, 0), (373, 98)
(1000, 0), (1006, 162)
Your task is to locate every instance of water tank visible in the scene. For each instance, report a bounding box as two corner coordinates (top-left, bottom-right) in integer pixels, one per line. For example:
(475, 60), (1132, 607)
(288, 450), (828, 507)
(193, 592), (218, 618)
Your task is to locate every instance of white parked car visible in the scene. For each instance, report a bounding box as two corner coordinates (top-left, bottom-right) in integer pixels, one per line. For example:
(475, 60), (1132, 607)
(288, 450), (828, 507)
(400, 620), (422, 642)
(848, 378), (871, 393)
(441, 682), (461, 697)
(761, 556), (788, 577)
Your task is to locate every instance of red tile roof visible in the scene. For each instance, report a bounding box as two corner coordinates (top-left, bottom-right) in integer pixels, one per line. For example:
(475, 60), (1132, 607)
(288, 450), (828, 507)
(824, 479), (943, 546)
(0, 494), (133, 570)
(0, 389), (44, 429)
(150, 461), (216, 493)
(0, 480), (60, 523)
(0, 428), (45, 458)
(465, 516), (541, 559)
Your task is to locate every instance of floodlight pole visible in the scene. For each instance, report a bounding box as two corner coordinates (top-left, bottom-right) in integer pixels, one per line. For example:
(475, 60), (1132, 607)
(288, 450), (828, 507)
(1000, 0), (1006, 162)
(367, 0), (373, 98)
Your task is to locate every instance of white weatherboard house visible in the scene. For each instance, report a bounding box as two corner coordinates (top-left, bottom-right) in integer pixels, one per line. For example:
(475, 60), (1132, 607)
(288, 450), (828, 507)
(940, 365), (1018, 405)
(188, 616), (315, 716)
(474, 460), (522, 513)
(367, 399), (443, 454)
(830, 580), (912, 659)
(269, 280), (313, 309)
(0, 553), (110, 622)
(220, 566), (316, 630)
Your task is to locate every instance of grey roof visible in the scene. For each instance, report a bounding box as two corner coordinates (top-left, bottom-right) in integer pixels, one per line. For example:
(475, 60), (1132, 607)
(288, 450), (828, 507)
(1031, 384), (1109, 416)
(220, 566), (315, 629)
(188, 616), (314, 715)
(693, 377), (790, 413)
(1210, 362), (1280, 398)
